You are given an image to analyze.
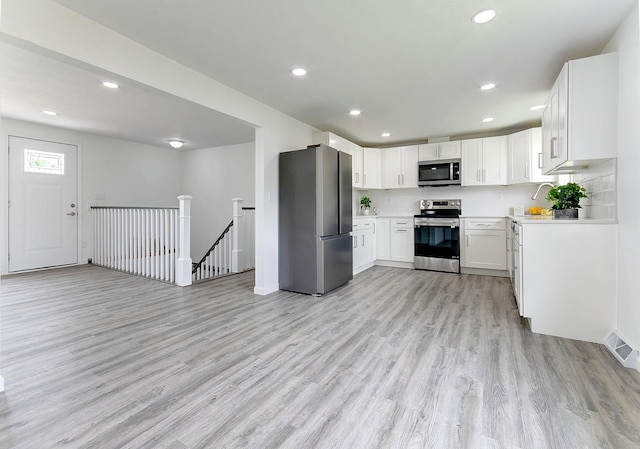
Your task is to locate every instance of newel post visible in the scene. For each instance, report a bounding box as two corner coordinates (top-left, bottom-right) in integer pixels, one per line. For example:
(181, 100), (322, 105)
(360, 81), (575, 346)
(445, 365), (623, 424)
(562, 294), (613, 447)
(231, 198), (243, 273)
(176, 195), (193, 287)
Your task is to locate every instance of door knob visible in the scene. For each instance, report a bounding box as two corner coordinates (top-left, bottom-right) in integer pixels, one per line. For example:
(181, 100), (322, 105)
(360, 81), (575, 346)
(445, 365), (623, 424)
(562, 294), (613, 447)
(67, 212), (76, 216)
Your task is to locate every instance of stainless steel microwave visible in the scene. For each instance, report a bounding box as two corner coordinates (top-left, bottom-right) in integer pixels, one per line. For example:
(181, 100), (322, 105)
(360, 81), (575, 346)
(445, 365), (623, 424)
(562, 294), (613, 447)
(418, 159), (461, 187)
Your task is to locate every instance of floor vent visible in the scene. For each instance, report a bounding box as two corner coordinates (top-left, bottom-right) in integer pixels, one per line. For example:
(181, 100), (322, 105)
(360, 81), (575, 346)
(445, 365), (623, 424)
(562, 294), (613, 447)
(604, 331), (638, 369)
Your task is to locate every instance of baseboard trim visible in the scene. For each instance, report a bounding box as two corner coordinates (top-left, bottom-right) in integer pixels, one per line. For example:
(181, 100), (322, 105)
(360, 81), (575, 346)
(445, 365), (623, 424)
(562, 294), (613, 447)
(254, 284), (279, 296)
(374, 260), (414, 269)
(461, 267), (509, 278)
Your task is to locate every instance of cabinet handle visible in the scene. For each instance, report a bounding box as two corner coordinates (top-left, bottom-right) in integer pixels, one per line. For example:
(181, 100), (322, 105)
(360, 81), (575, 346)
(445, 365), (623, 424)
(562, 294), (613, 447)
(353, 236), (357, 248)
(396, 229), (408, 232)
(466, 235), (469, 247)
(476, 170), (480, 182)
(538, 152), (543, 169)
(398, 174), (401, 185)
(551, 137), (559, 159)
(373, 223), (376, 234)
(402, 174), (405, 185)
(361, 235), (365, 246)
(525, 164), (529, 179)
(363, 174), (367, 186)
(482, 169), (486, 182)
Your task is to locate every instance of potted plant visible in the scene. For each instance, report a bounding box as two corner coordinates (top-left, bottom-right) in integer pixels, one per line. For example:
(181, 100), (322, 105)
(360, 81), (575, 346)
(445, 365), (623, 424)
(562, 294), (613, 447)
(545, 182), (588, 219)
(360, 196), (372, 215)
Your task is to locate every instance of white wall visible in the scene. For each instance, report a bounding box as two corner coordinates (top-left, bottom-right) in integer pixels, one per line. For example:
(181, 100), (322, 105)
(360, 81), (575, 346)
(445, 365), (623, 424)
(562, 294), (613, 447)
(181, 142), (255, 259)
(603, 3), (640, 352)
(0, 0), (318, 294)
(0, 118), (184, 273)
(360, 183), (553, 217)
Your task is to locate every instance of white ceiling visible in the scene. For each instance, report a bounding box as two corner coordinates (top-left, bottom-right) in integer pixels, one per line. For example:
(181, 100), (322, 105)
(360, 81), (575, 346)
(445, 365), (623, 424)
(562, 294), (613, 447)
(2, 0), (636, 148)
(0, 42), (255, 150)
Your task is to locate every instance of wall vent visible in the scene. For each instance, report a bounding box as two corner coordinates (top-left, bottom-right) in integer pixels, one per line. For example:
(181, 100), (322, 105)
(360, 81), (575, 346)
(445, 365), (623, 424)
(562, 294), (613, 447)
(604, 331), (638, 369)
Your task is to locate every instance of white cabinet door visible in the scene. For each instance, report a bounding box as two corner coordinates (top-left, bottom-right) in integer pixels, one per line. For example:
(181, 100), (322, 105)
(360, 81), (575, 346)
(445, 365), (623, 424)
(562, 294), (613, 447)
(462, 137), (506, 186)
(508, 129), (530, 184)
(482, 136), (508, 186)
(418, 143), (439, 161)
(418, 142), (461, 161)
(439, 141), (461, 159)
(382, 147), (403, 188)
(351, 142), (364, 189)
(463, 230), (507, 270)
(461, 139), (482, 186)
(401, 145), (419, 188)
(376, 218), (391, 260)
(363, 148), (382, 189)
(390, 228), (414, 263)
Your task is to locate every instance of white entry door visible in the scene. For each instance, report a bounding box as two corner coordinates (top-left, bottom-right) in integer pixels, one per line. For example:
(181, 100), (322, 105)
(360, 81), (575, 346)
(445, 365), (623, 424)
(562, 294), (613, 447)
(9, 136), (78, 272)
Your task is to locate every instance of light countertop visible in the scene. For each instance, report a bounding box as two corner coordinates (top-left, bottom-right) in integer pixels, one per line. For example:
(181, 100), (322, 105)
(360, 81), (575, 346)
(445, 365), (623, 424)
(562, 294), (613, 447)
(508, 215), (617, 224)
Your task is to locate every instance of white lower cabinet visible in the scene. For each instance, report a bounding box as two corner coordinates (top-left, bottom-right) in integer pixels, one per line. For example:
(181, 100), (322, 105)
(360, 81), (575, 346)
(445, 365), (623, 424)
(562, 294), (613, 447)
(375, 217), (413, 264)
(375, 218), (391, 260)
(461, 218), (507, 270)
(517, 222), (616, 343)
(390, 218), (414, 263)
(352, 218), (376, 274)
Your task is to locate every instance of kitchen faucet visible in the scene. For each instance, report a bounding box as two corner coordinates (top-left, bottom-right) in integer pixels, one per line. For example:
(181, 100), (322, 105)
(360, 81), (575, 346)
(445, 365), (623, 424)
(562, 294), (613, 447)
(531, 182), (555, 200)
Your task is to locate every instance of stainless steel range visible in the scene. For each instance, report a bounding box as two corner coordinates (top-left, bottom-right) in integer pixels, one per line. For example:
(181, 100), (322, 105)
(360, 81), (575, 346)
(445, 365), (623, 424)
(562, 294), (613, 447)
(414, 199), (462, 274)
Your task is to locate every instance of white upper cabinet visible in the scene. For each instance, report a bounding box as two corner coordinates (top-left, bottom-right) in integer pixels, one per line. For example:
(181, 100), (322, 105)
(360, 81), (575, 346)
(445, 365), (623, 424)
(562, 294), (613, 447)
(418, 141), (461, 161)
(347, 141), (364, 189)
(363, 148), (382, 189)
(461, 136), (507, 186)
(401, 145), (419, 187)
(313, 132), (364, 189)
(541, 52), (618, 174)
(382, 145), (419, 188)
(507, 128), (556, 184)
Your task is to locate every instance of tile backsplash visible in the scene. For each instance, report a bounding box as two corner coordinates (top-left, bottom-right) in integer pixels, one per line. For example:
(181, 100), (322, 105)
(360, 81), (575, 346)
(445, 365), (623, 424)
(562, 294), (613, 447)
(574, 159), (617, 219)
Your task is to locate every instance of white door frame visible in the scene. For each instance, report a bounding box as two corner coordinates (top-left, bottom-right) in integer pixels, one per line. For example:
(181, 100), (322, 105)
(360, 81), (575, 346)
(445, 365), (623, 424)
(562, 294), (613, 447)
(3, 135), (84, 274)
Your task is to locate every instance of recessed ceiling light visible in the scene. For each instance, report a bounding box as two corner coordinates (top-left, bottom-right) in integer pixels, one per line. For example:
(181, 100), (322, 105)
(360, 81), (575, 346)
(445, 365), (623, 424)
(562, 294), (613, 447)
(42, 110), (57, 116)
(349, 110), (361, 116)
(482, 117), (494, 123)
(168, 140), (184, 149)
(292, 68), (307, 76)
(102, 81), (119, 89)
(480, 83), (496, 90)
(530, 104), (546, 111)
(381, 132), (390, 137)
(472, 9), (496, 24)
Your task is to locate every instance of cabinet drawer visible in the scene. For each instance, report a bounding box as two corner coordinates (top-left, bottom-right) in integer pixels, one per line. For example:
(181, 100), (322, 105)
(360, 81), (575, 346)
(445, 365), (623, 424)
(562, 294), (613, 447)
(463, 218), (505, 230)
(391, 218), (413, 228)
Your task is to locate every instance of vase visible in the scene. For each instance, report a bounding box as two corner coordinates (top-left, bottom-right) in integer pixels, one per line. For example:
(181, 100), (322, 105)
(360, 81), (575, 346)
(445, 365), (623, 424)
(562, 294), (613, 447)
(553, 208), (579, 219)
(363, 208), (370, 216)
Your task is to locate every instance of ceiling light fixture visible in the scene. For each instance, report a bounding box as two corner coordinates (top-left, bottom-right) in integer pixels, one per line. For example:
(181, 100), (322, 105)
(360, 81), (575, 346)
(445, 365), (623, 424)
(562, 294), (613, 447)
(291, 68), (307, 76)
(530, 104), (546, 111)
(168, 140), (184, 149)
(381, 132), (390, 137)
(472, 9), (496, 24)
(349, 110), (361, 116)
(480, 83), (496, 90)
(102, 81), (119, 89)
(42, 110), (57, 116)
(482, 117), (494, 123)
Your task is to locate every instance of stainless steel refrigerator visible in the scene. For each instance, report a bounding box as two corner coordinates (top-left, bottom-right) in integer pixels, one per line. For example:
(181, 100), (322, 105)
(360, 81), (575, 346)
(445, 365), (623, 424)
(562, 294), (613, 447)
(279, 144), (353, 295)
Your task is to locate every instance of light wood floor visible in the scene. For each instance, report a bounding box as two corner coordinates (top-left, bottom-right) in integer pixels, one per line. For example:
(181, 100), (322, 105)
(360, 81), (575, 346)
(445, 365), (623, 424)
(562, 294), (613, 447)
(1, 265), (639, 449)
